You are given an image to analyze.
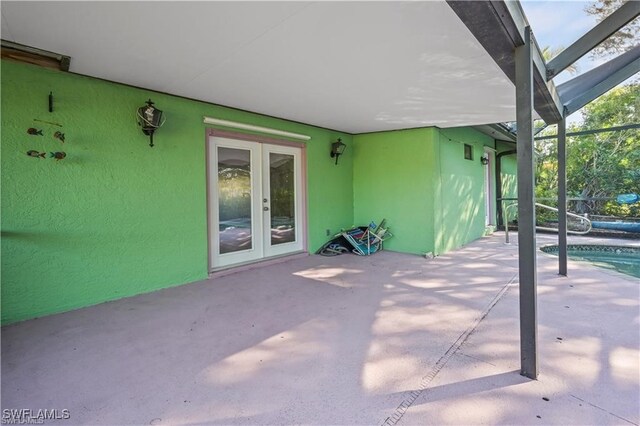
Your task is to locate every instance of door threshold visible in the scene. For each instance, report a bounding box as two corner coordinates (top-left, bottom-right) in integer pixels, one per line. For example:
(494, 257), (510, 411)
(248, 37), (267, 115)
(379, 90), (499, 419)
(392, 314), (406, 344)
(209, 251), (309, 279)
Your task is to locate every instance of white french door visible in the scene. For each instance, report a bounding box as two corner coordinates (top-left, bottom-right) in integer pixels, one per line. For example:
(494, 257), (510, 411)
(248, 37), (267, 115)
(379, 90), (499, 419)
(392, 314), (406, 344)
(209, 136), (303, 269)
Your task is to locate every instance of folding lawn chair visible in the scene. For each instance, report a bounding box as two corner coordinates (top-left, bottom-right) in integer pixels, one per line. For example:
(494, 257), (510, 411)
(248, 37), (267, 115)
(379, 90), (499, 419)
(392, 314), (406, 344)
(341, 219), (392, 255)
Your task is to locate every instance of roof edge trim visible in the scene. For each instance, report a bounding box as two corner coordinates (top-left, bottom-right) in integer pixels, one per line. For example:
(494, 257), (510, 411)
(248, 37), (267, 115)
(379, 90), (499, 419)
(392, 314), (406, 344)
(447, 0), (563, 124)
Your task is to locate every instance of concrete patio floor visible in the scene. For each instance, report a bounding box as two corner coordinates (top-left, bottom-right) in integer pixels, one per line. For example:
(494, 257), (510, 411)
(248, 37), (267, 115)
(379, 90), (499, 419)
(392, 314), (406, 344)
(2, 232), (638, 425)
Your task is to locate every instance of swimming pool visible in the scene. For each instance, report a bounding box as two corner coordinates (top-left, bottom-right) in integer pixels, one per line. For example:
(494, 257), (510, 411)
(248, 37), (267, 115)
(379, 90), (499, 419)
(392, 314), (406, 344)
(540, 244), (640, 278)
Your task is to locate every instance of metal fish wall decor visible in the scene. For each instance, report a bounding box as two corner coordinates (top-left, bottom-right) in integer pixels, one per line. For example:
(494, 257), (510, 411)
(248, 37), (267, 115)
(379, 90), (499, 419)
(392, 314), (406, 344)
(27, 150), (46, 158)
(50, 152), (66, 161)
(27, 128), (43, 136)
(54, 131), (65, 143)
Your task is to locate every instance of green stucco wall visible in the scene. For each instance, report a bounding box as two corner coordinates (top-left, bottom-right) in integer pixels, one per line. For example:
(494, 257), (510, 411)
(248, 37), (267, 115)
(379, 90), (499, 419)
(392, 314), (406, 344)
(496, 141), (518, 225)
(2, 60), (501, 324)
(497, 141), (517, 200)
(1, 60), (353, 324)
(353, 128), (438, 255)
(353, 127), (495, 256)
(435, 128), (495, 254)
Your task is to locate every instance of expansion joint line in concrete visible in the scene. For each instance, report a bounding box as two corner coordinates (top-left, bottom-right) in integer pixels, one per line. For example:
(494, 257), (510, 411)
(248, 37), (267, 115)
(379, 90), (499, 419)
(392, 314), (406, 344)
(570, 395), (638, 425)
(380, 273), (518, 426)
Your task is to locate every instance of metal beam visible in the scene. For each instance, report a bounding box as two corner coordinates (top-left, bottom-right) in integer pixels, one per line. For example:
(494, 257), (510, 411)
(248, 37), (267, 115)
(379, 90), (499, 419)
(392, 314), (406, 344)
(547, 1), (640, 80)
(446, 1), (563, 124)
(558, 46), (640, 116)
(558, 113), (568, 276)
(501, 1), (564, 125)
(535, 123), (640, 140)
(516, 27), (538, 380)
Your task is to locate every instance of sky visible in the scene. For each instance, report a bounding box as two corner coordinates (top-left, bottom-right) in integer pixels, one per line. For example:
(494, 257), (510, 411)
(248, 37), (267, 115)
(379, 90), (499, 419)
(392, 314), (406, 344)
(521, 1), (601, 82)
(520, 1), (602, 125)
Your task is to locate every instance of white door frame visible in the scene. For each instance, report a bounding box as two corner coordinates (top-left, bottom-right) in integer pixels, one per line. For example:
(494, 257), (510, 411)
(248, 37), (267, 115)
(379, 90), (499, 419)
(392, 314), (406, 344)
(206, 129), (307, 271)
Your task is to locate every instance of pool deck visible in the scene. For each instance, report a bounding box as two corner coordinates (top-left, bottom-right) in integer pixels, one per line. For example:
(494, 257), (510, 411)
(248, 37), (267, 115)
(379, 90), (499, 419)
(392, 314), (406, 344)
(398, 232), (639, 425)
(1, 232), (638, 425)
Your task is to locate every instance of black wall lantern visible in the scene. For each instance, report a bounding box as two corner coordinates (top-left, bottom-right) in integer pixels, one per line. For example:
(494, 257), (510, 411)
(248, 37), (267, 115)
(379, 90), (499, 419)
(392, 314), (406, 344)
(136, 99), (165, 147)
(480, 153), (490, 165)
(330, 138), (346, 165)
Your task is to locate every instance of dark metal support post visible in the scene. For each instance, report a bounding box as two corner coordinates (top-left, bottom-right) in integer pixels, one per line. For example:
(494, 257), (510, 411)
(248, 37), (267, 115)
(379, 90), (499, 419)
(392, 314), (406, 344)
(515, 27), (538, 380)
(558, 113), (568, 276)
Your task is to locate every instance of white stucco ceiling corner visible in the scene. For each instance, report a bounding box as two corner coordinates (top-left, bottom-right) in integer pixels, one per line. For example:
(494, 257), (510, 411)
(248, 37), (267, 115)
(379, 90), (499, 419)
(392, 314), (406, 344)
(1, 1), (518, 134)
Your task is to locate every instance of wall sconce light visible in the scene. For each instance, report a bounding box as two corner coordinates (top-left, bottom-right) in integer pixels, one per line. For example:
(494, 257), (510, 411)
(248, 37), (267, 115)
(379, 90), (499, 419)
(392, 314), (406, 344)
(480, 153), (490, 166)
(330, 138), (346, 165)
(136, 99), (165, 147)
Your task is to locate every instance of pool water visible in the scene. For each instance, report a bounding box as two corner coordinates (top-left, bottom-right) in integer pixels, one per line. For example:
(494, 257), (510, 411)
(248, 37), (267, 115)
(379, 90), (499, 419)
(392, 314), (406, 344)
(540, 245), (640, 278)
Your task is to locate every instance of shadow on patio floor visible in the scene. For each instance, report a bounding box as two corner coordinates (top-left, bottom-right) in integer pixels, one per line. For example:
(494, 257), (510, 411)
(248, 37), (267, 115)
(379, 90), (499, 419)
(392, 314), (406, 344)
(2, 233), (638, 425)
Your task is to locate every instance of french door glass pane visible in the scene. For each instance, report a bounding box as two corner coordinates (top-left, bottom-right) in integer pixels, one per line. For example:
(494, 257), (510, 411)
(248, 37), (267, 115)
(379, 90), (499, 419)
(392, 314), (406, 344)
(269, 153), (295, 245)
(218, 147), (252, 254)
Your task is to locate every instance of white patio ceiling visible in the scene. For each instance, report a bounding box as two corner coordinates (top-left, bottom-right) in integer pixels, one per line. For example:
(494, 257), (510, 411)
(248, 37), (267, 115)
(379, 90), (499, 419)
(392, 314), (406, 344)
(2, 1), (519, 134)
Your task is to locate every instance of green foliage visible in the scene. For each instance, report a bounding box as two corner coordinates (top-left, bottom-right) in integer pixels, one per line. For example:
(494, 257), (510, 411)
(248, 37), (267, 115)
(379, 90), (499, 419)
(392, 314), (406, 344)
(535, 124), (559, 201)
(567, 85), (640, 200)
(602, 200), (640, 217)
(535, 84), (640, 218)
